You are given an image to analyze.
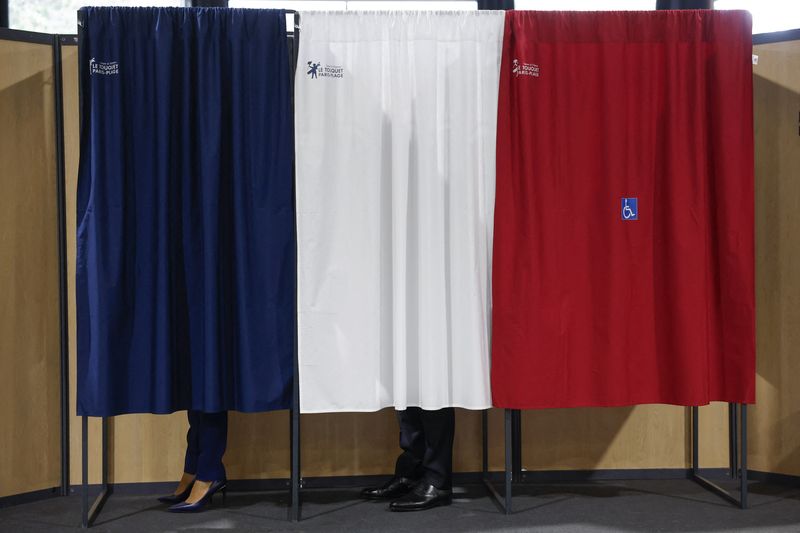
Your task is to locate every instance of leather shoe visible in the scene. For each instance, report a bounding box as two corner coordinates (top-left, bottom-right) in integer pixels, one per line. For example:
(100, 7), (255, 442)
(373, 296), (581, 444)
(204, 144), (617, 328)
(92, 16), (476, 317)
(167, 479), (227, 513)
(389, 482), (452, 512)
(360, 477), (416, 500)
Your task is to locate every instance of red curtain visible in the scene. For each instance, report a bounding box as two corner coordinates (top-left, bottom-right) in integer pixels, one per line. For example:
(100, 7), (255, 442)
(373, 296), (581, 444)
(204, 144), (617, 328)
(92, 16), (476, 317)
(492, 10), (755, 408)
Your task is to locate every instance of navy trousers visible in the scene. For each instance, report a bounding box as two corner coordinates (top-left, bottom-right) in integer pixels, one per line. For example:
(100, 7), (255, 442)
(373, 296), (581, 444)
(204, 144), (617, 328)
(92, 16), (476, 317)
(183, 411), (228, 482)
(394, 408), (455, 490)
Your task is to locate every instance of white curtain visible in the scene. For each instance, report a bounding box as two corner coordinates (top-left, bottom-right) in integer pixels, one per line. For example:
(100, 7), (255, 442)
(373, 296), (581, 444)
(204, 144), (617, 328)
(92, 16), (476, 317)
(295, 11), (504, 413)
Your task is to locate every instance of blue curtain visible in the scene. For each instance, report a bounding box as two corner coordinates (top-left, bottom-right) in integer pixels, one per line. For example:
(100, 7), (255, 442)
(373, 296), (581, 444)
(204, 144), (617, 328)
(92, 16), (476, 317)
(76, 7), (294, 416)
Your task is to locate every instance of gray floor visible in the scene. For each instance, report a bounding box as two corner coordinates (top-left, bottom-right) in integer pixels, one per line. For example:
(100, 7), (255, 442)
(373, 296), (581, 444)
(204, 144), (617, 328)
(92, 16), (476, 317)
(3, 480), (800, 532)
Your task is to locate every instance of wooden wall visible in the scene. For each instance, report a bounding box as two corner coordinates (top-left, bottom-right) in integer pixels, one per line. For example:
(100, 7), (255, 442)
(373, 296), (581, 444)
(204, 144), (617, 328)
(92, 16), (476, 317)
(750, 39), (800, 477)
(0, 39), (61, 498)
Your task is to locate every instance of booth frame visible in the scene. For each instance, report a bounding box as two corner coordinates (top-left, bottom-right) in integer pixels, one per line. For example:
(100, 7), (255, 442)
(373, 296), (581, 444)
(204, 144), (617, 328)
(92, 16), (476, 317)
(480, 404), (749, 515)
(0, 25), (74, 508)
(75, 9), (302, 528)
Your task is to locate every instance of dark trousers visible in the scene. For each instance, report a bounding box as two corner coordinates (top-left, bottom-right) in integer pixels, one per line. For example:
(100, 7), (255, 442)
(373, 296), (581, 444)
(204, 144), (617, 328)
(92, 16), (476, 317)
(183, 410), (228, 482)
(394, 407), (455, 490)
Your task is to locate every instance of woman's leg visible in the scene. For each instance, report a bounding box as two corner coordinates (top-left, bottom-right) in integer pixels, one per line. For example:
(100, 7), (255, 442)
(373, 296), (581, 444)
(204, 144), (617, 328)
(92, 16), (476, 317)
(183, 410), (201, 473)
(176, 411), (201, 494)
(184, 411), (228, 504)
(196, 411), (228, 481)
(159, 411), (199, 501)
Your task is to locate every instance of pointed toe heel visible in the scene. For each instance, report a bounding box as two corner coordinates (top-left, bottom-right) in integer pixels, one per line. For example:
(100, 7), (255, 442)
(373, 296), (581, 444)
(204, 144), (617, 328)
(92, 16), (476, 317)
(157, 481), (195, 505)
(167, 480), (227, 513)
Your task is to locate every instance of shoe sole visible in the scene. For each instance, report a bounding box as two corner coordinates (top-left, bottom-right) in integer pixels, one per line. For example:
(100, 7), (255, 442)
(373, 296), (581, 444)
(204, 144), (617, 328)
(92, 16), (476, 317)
(361, 490), (413, 501)
(388, 499), (452, 512)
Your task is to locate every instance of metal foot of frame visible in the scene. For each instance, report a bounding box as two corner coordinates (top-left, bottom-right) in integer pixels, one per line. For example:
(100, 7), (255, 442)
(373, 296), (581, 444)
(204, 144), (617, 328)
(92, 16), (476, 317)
(82, 416), (112, 528)
(690, 403), (748, 509)
(289, 407), (301, 521)
(481, 409), (514, 514)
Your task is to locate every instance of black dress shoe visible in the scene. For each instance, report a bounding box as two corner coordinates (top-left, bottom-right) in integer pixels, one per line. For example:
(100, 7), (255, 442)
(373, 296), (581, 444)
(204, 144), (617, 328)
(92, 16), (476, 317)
(360, 477), (416, 500)
(388, 482), (452, 512)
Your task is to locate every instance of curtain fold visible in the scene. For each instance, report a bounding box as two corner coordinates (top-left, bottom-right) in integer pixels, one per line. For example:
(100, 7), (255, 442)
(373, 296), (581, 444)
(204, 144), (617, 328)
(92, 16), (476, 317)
(76, 7), (294, 416)
(295, 11), (504, 413)
(491, 10), (755, 409)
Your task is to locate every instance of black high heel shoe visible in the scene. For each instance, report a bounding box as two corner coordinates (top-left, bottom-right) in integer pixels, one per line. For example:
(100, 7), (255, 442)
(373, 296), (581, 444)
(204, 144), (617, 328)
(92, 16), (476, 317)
(157, 480), (195, 504)
(167, 479), (227, 513)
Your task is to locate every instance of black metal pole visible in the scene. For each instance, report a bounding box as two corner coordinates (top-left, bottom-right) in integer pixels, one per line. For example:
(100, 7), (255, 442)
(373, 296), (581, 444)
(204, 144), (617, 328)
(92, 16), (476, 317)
(691, 406), (699, 475)
(729, 403), (738, 478)
(482, 410), (488, 475)
(0, 0), (8, 28)
(81, 416), (88, 528)
(102, 418), (108, 490)
(81, 416), (111, 528)
(512, 410), (522, 482)
(52, 33), (71, 499)
(740, 404), (748, 509)
(289, 11), (301, 523)
(504, 409), (513, 515)
(477, 0), (514, 9)
(191, 0), (229, 6)
(656, 0), (713, 8)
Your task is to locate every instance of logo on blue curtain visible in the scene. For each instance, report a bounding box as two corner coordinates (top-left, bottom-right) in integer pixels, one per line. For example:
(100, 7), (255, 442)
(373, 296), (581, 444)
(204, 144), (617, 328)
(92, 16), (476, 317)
(306, 60), (344, 80)
(89, 57), (119, 76)
(621, 198), (638, 221)
(512, 59), (540, 78)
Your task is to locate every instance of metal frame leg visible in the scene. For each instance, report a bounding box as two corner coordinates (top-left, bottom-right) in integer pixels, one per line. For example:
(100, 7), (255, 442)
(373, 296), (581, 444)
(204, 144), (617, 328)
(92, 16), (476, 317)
(481, 409), (514, 514)
(82, 416), (111, 528)
(729, 403), (738, 478)
(505, 409), (513, 513)
(690, 403), (748, 509)
(288, 11), (301, 523)
(290, 407), (300, 521)
(740, 405), (748, 508)
(511, 410), (522, 483)
(53, 33), (71, 499)
(482, 410), (489, 475)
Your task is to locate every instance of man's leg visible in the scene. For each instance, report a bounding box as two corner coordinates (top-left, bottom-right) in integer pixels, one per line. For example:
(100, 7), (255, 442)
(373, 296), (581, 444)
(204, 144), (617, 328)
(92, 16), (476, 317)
(394, 407), (426, 481)
(389, 407), (455, 512)
(361, 408), (425, 500)
(419, 407), (455, 490)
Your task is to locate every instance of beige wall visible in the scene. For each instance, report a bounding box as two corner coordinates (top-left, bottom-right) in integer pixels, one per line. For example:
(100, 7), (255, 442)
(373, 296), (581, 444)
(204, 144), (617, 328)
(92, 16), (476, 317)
(750, 40), (800, 477)
(0, 39), (61, 498)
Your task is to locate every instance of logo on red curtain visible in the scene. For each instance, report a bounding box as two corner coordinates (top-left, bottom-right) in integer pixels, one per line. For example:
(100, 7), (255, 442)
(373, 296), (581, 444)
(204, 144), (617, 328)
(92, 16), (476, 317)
(621, 198), (638, 221)
(512, 59), (539, 78)
(306, 60), (344, 80)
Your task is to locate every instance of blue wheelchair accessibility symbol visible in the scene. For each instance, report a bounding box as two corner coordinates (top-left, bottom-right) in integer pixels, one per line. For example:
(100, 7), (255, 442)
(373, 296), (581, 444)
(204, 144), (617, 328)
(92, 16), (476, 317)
(621, 198), (638, 221)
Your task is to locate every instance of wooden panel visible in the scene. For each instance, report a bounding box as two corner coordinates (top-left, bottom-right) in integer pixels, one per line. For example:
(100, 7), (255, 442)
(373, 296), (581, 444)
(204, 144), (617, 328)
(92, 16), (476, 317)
(751, 40), (800, 477)
(0, 39), (61, 498)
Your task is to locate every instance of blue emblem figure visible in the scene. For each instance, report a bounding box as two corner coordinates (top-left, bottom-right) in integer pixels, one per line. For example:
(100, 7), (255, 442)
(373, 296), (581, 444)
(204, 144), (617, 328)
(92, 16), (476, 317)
(307, 61), (320, 79)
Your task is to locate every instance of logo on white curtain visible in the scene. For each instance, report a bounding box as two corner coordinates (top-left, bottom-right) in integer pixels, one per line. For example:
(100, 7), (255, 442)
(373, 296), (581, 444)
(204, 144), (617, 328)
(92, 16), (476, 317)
(306, 60), (344, 80)
(512, 59), (539, 78)
(89, 58), (119, 76)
